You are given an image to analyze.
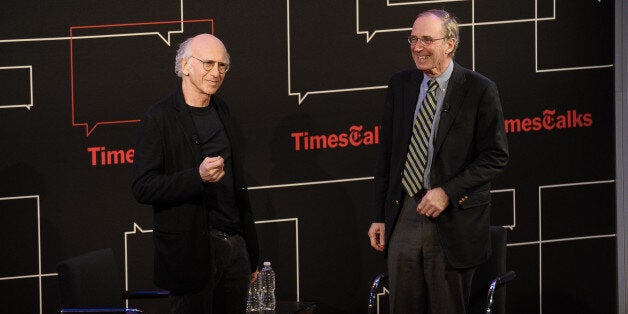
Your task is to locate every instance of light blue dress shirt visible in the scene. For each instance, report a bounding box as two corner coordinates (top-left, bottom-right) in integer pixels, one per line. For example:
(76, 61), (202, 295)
(412, 60), (455, 189)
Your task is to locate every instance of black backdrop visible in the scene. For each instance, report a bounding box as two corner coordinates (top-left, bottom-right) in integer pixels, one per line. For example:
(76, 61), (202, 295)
(0, 0), (617, 313)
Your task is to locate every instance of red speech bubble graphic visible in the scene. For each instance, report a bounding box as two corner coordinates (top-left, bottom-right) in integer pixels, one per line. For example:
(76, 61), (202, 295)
(70, 19), (214, 136)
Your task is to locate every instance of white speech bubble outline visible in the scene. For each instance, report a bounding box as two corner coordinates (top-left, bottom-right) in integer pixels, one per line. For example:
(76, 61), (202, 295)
(250, 177), (515, 230)
(123, 222), (153, 308)
(504, 180), (616, 313)
(0, 195), (46, 314)
(288, 0), (612, 104)
(124, 218), (301, 305)
(358, 0), (614, 72)
(356, 0), (466, 43)
(0, 0), (185, 45)
(0, 66), (33, 110)
(492, 188), (517, 230)
(287, 0), (466, 104)
(535, 180), (615, 314)
(533, 0), (613, 72)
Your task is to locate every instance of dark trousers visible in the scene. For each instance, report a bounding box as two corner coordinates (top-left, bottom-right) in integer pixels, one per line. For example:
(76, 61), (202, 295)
(387, 194), (475, 314)
(170, 229), (251, 314)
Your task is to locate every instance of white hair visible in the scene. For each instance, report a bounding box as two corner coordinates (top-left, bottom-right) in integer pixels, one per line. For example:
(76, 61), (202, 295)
(174, 37), (194, 77)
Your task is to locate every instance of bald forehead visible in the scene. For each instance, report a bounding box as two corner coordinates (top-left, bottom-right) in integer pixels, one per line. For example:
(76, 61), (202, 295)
(191, 34), (225, 51)
(190, 34), (229, 61)
(413, 14), (445, 35)
(415, 13), (444, 27)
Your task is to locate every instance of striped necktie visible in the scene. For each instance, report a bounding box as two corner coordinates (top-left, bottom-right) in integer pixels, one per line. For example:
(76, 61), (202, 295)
(402, 79), (439, 197)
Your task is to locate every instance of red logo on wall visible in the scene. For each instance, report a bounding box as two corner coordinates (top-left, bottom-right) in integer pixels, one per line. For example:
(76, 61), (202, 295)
(505, 109), (592, 133)
(291, 125), (380, 151)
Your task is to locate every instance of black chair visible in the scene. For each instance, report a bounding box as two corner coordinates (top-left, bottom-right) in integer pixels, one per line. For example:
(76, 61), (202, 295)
(368, 273), (389, 314)
(368, 226), (515, 314)
(57, 248), (169, 313)
(467, 226), (515, 314)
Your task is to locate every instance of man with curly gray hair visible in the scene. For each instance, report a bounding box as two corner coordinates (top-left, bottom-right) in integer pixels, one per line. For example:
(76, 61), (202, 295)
(132, 33), (259, 313)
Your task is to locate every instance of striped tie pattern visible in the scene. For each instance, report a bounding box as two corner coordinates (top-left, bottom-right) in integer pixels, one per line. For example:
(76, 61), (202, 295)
(402, 79), (439, 197)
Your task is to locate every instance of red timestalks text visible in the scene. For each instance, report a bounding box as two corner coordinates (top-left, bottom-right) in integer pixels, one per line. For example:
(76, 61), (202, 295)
(291, 125), (380, 151)
(87, 146), (135, 166)
(505, 109), (593, 133)
(85, 109), (592, 166)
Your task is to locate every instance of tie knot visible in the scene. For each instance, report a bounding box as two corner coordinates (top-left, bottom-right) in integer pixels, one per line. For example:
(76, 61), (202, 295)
(428, 79), (439, 92)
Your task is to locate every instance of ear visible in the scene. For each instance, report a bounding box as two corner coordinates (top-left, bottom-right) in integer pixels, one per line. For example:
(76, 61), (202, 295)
(446, 38), (456, 54)
(181, 58), (190, 75)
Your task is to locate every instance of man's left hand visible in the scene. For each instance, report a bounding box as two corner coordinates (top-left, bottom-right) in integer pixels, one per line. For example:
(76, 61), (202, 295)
(417, 187), (449, 218)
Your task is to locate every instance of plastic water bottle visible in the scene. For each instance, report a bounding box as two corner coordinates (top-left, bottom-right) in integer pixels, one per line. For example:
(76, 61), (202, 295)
(246, 276), (261, 312)
(259, 261), (276, 310)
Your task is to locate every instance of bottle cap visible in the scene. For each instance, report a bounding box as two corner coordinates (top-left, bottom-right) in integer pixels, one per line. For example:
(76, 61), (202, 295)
(264, 261), (271, 266)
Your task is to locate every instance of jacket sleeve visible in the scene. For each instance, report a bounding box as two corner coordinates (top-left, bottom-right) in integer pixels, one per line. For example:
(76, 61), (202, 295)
(371, 77), (396, 223)
(131, 112), (205, 205)
(440, 80), (509, 204)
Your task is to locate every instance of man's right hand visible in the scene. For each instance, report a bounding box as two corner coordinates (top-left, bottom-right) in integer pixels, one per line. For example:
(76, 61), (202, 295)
(368, 223), (386, 252)
(199, 156), (225, 183)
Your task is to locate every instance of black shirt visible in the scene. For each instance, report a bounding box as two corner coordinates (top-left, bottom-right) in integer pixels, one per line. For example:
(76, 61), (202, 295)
(187, 101), (242, 235)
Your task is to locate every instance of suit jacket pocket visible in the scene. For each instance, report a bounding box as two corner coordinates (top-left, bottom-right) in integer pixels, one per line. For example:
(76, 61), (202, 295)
(154, 228), (184, 256)
(459, 190), (491, 209)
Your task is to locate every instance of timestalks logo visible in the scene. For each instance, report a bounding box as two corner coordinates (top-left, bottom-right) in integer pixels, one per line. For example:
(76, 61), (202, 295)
(505, 109), (592, 133)
(87, 146), (134, 166)
(291, 125), (380, 151)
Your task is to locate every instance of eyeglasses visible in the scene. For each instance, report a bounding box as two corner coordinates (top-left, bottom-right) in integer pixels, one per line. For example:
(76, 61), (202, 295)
(407, 36), (448, 46)
(189, 56), (230, 74)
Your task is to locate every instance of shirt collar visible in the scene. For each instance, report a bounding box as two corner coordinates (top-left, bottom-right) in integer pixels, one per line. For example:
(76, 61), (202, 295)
(422, 60), (454, 93)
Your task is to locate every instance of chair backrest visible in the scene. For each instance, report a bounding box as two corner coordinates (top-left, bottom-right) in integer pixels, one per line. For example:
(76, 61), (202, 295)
(468, 226), (508, 314)
(57, 248), (124, 308)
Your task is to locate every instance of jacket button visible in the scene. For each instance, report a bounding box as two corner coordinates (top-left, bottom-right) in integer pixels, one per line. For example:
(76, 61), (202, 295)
(394, 200), (400, 205)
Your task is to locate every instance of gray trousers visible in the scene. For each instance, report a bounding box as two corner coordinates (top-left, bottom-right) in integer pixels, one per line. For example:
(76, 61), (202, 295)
(387, 194), (475, 314)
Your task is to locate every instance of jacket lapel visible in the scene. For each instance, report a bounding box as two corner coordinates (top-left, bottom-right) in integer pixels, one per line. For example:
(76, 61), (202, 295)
(402, 70), (423, 143)
(433, 62), (468, 158)
(173, 89), (203, 164)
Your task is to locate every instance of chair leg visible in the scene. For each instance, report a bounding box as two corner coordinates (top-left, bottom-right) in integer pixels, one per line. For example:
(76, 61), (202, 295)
(485, 270), (516, 313)
(368, 274), (386, 314)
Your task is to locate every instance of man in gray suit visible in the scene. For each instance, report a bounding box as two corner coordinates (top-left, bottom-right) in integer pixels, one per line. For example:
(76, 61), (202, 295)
(368, 9), (509, 313)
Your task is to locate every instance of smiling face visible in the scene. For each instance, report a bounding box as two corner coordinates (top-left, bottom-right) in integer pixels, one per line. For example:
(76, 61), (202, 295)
(180, 34), (230, 107)
(410, 14), (456, 78)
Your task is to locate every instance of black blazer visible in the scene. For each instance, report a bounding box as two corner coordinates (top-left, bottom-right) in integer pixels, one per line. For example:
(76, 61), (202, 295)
(131, 88), (259, 294)
(372, 62), (509, 268)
